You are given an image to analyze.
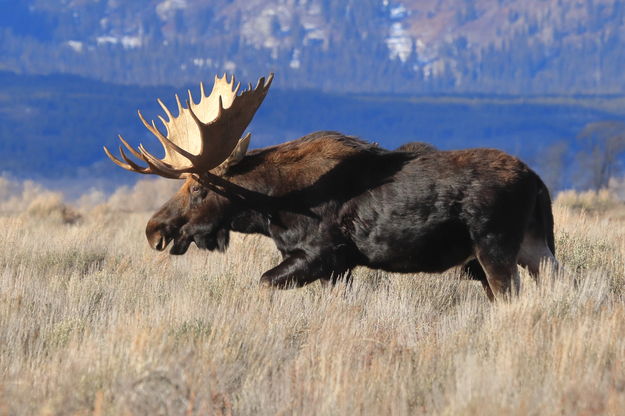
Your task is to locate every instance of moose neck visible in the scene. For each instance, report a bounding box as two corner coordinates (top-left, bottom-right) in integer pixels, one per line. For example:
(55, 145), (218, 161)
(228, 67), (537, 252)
(198, 133), (386, 237)
(220, 134), (361, 196)
(196, 139), (341, 232)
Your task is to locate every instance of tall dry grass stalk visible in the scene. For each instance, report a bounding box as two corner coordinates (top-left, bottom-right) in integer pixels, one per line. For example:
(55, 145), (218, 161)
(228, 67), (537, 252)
(0, 180), (624, 415)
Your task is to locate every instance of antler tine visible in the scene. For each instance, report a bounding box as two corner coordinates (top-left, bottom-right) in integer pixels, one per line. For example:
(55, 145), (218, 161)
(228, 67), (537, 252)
(103, 141), (153, 174)
(151, 119), (171, 145)
(157, 98), (174, 121)
(255, 76), (265, 90)
(187, 89), (195, 106)
(199, 82), (206, 98)
(217, 96), (224, 118)
(265, 73), (274, 90)
(137, 144), (185, 179)
(249, 73), (273, 94)
(235, 74), (272, 98)
(157, 116), (169, 134)
(137, 111), (180, 168)
(104, 131), (152, 174)
(121, 137), (162, 173)
(118, 134), (144, 161)
(138, 110), (172, 153)
(103, 145), (135, 172)
(118, 146), (150, 173)
(186, 98), (198, 122)
(175, 94), (183, 116)
(238, 132), (252, 153)
(137, 109), (151, 129)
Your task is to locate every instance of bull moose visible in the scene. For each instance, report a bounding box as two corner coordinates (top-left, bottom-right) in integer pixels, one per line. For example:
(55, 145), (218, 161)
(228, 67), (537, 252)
(104, 73), (556, 300)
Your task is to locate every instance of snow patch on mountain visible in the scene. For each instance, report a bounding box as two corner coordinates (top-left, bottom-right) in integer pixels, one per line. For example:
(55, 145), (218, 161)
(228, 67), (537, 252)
(66, 40), (83, 53)
(96, 36), (142, 49)
(387, 22), (413, 61)
(156, 0), (187, 21)
(385, 3), (413, 62)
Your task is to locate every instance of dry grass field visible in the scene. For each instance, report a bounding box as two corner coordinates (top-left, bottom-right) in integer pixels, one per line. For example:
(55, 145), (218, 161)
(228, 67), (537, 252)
(1, 179), (625, 415)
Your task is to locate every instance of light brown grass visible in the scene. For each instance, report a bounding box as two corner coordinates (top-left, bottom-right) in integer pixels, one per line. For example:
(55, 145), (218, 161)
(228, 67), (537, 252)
(1, 182), (624, 415)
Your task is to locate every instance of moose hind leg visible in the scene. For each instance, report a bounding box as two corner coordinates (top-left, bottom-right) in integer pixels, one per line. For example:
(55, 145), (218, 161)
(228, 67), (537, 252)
(475, 243), (521, 300)
(463, 260), (494, 301)
(518, 233), (557, 283)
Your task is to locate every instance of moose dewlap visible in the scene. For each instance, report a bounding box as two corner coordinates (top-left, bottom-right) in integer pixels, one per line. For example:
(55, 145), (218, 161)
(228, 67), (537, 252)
(104, 73), (557, 301)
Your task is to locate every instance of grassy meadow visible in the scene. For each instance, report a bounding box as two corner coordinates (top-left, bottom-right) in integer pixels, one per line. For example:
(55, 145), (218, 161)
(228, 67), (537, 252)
(1, 178), (624, 415)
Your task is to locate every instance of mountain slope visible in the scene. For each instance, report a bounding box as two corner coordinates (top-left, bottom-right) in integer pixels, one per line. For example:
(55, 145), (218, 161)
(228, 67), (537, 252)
(1, 0), (625, 94)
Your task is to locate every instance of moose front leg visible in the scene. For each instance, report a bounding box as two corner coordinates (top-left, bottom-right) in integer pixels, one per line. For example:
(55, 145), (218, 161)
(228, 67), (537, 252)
(319, 270), (353, 288)
(260, 249), (349, 289)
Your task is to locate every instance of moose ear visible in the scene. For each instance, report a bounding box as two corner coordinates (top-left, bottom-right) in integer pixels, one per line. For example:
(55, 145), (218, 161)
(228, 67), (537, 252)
(222, 133), (251, 168)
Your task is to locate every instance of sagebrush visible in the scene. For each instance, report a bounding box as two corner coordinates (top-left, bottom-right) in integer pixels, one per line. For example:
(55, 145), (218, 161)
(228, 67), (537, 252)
(0, 181), (624, 415)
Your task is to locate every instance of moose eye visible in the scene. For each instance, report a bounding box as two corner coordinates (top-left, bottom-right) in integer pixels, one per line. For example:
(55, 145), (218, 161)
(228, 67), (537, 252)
(189, 184), (207, 207)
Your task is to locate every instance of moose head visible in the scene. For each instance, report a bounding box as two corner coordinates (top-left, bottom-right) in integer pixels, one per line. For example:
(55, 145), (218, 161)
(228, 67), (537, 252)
(104, 74), (273, 255)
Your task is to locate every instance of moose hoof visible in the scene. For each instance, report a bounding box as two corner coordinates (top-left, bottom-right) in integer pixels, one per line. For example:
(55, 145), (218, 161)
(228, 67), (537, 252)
(259, 277), (274, 288)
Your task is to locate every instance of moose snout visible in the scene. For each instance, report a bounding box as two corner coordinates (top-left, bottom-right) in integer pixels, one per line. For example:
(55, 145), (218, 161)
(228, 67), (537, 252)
(153, 235), (167, 251)
(147, 230), (167, 251)
(146, 220), (169, 251)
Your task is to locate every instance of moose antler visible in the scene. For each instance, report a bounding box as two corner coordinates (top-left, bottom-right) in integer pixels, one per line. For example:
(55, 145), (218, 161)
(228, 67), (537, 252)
(104, 73), (274, 179)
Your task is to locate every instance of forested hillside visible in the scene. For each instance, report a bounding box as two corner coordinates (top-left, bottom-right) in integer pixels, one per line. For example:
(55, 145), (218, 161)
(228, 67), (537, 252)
(2, 0), (625, 94)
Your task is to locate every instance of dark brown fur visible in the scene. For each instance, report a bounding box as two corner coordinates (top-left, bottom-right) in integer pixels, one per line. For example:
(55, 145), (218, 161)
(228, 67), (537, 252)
(145, 131), (557, 300)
